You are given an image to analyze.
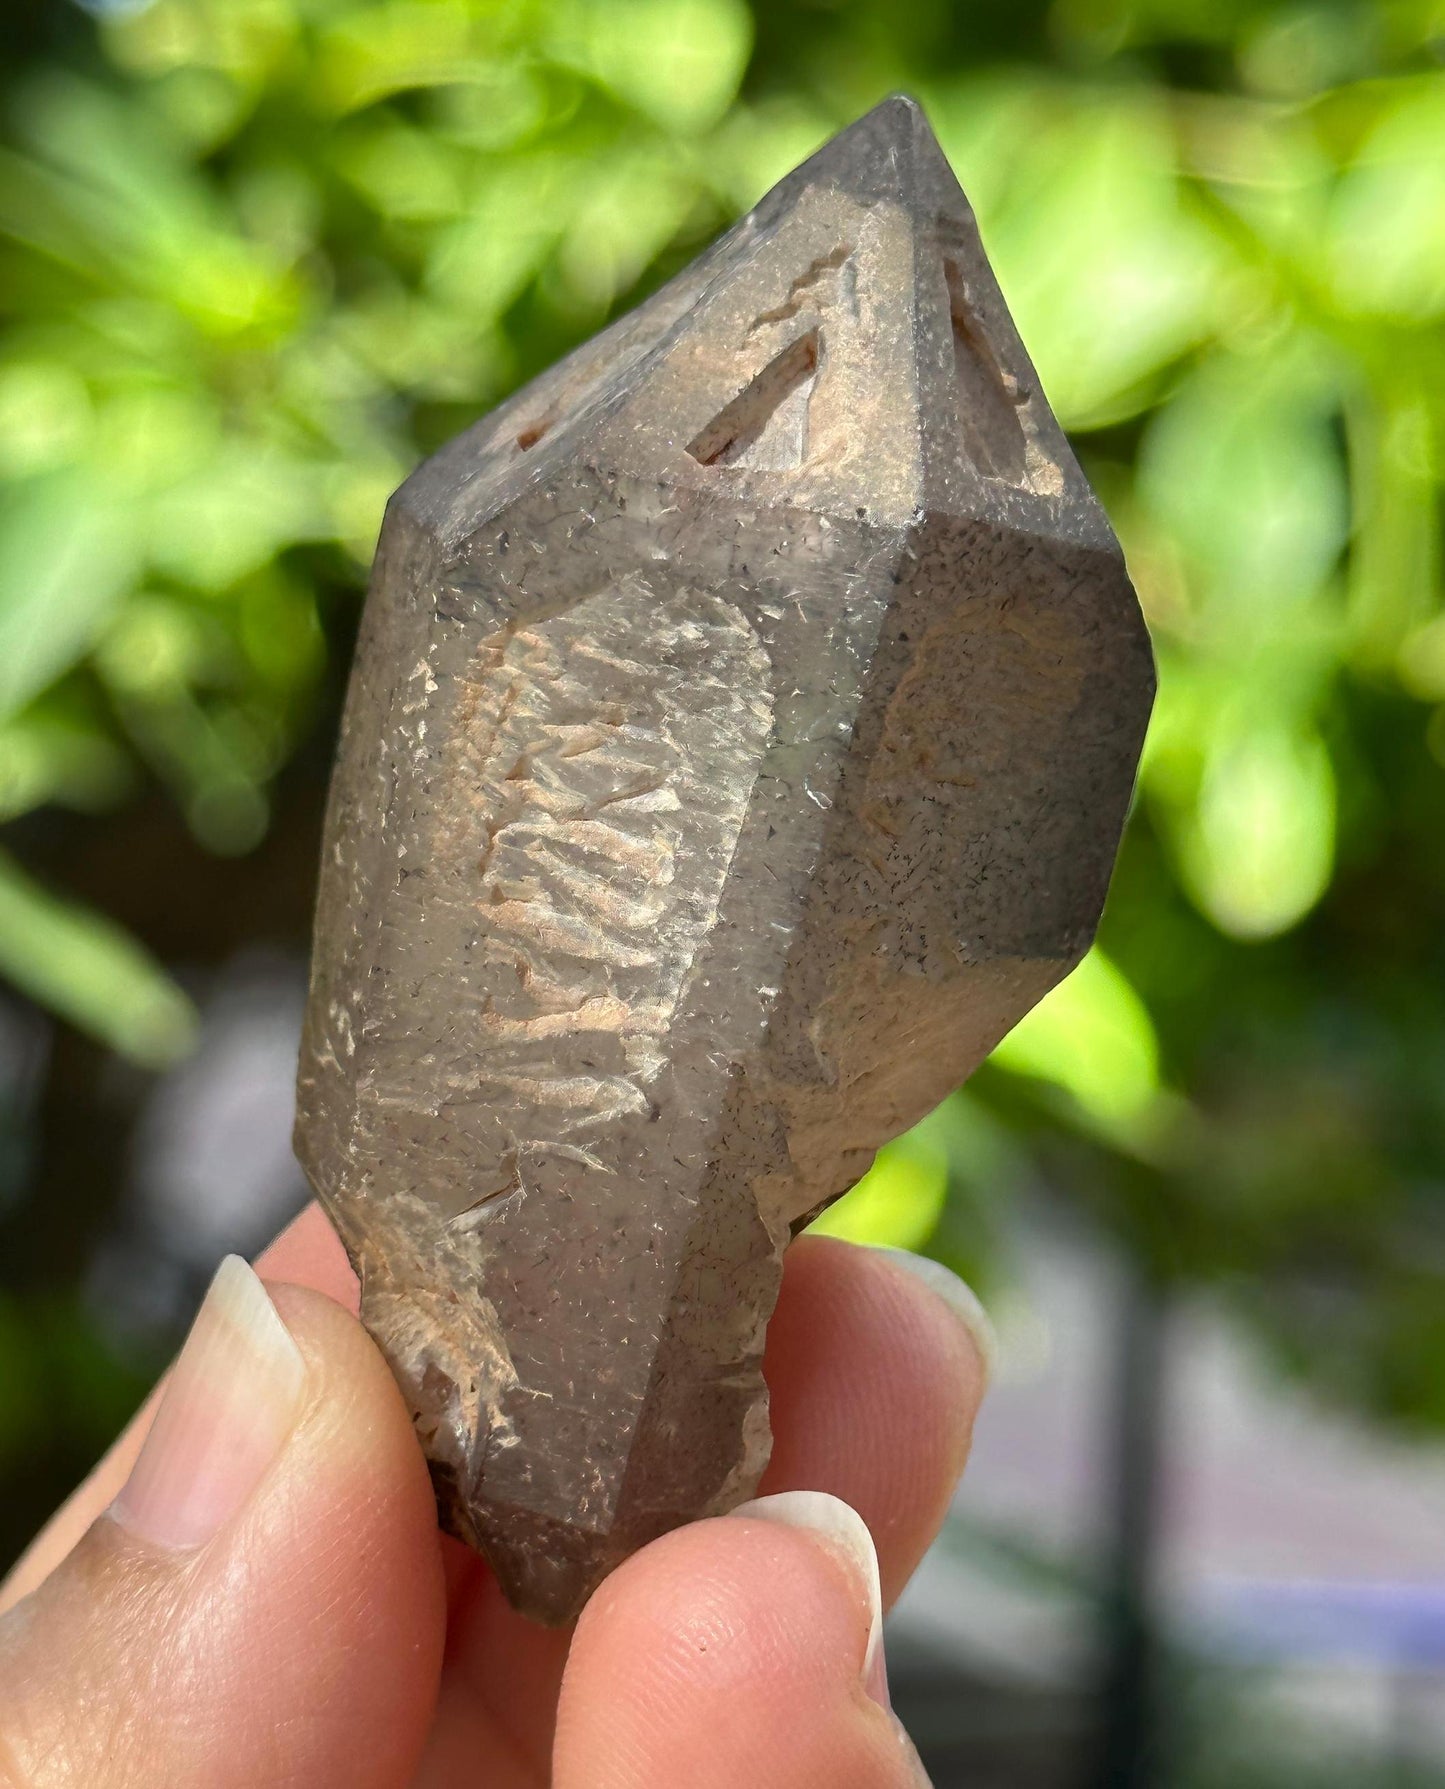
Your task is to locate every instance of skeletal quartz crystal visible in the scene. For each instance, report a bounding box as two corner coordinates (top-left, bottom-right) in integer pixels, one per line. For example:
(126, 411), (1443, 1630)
(295, 95), (1154, 1623)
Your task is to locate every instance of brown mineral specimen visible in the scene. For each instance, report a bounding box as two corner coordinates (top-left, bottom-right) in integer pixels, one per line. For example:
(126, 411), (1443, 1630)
(294, 95), (1155, 1624)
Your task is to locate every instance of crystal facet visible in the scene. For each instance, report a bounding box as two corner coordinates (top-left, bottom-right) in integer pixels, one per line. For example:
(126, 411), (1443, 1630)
(294, 96), (1155, 1624)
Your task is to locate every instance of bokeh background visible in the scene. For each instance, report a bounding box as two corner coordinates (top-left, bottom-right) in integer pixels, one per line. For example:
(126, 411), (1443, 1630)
(2, 0), (1444, 1782)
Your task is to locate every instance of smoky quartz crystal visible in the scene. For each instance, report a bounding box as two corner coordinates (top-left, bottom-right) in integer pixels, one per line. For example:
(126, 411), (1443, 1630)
(295, 95), (1155, 1623)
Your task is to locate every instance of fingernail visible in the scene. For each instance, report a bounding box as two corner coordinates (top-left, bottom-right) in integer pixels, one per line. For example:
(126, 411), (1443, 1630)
(725, 1490), (888, 1707)
(112, 1256), (306, 1551)
(871, 1247), (998, 1386)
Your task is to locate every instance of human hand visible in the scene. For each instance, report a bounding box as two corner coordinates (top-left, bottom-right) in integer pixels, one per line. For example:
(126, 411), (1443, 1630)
(0, 1206), (990, 1787)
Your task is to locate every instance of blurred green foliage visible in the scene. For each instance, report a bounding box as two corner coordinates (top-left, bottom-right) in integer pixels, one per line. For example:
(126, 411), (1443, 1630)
(2, 0), (1444, 1428)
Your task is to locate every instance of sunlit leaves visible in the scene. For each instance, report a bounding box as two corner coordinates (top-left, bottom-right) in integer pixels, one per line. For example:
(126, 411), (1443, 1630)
(811, 1128), (950, 1251)
(991, 948), (1166, 1144)
(333, 116), (465, 223)
(13, 73), (301, 344)
(1179, 719), (1337, 940)
(103, 0), (298, 86)
(317, 1), (490, 115)
(945, 86), (1222, 428)
(1328, 79), (1445, 321)
(550, 0), (753, 135)
(426, 156), (572, 317)
(0, 471), (139, 722)
(1138, 340), (1349, 628)
(554, 148), (698, 311)
(145, 443), (324, 589)
(0, 850), (196, 1068)
(1347, 385), (1438, 667)
(0, 0), (1441, 1142)
(1127, 337), (1351, 937)
(0, 362), (93, 478)
(0, 704), (132, 822)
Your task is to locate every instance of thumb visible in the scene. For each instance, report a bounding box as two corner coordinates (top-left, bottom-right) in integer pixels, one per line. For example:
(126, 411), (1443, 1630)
(0, 1258), (445, 1789)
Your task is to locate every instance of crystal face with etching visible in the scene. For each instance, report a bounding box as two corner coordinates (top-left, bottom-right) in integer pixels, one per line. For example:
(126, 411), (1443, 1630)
(295, 96), (1155, 1624)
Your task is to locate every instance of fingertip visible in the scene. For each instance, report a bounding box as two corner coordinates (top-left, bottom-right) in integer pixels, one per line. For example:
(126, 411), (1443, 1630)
(0, 1273), (445, 1789)
(868, 1245), (998, 1390)
(778, 1235), (989, 1409)
(763, 1235), (986, 1605)
(724, 1490), (884, 1697)
(257, 1201), (360, 1314)
(556, 1503), (916, 1789)
(256, 1280), (446, 1648)
(200, 1280), (447, 1784)
(1, 1207), (362, 1615)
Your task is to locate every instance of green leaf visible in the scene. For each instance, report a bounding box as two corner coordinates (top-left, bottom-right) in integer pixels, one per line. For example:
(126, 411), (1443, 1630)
(1177, 721), (1336, 940)
(0, 469), (138, 723)
(990, 948), (1163, 1140)
(1137, 339), (1349, 635)
(425, 155), (571, 318)
(956, 86), (1221, 428)
(1328, 78), (1445, 321)
(145, 443), (324, 589)
(811, 1132), (949, 1251)
(316, 2), (487, 115)
(0, 705), (132, 822)
(555, 149), (698, 310)
(1347, 385), (1440, 670)
(707, 98), (838, 212)
(558, 0), (754, 136)
(0, 849), (197, 1067)
(0, 360), (93, 479)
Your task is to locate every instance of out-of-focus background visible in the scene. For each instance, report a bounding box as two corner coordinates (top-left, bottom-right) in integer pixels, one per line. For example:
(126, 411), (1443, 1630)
(1, 0), (1442, 1782)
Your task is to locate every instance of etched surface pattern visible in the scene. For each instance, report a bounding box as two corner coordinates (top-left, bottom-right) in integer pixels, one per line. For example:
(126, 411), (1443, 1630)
(458, 581), (771, 1174)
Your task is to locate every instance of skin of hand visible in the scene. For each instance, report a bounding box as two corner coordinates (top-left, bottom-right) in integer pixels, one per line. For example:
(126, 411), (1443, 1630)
(0, 1205), (991, 1788)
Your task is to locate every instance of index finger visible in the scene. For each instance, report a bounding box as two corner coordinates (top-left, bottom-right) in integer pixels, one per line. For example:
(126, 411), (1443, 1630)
(0, 1204), (353, 1610)
(3, 1207), (988, 1624)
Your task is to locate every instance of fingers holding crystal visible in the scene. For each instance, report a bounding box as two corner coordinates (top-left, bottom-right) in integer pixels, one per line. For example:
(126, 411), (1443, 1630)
(554, 1243), (994, 1789)
(761, 1235), (989, 1606)
(394, 1224), (985, 1782)
(1, 1205), (981, 1789)
(0, 1270), (444, 1789)
(256, 1199), (362, 1314)
(253, 1212), (991, 1620)
(554, 1492), (931, 1789)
